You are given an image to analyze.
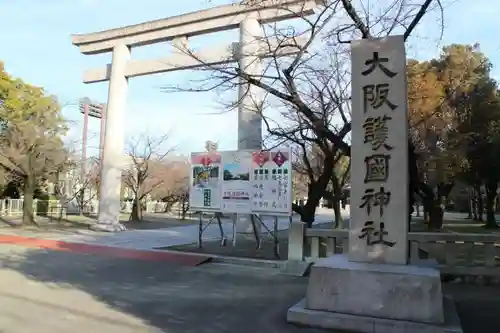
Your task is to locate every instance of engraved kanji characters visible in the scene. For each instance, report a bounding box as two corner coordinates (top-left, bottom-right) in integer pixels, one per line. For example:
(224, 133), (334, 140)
(362, 84), (397, 112)
(361, 52), (399, 113)
(364, 154), (391, 183)
(358, 49), (401, 248)
(362, 52), (397, 78)
(359, 221), (396, 247)
(363, 115), (393, 151)
(359, 187), (391, 217)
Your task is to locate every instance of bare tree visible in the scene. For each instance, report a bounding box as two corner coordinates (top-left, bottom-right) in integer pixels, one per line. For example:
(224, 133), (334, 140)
(53, 157), (100, 217)
(149, 158), (190, 217)
(163, 0), (443, 226)
(122, 133), (174, 221)
(292, 165), (309, 201)
(292, 142), (350, 226)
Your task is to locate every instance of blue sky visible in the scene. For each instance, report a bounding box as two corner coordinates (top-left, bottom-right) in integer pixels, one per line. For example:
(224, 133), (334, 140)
(0, 0), (498, 157)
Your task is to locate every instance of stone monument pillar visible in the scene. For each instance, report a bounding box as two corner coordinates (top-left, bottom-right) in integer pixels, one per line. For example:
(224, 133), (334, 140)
(236, 16), (264, 234)
(286, 35), (462, 333)
(93, 44), (130, 232)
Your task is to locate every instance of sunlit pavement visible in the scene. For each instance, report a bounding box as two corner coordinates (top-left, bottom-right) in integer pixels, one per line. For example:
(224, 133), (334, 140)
(41, 208), (350, 251)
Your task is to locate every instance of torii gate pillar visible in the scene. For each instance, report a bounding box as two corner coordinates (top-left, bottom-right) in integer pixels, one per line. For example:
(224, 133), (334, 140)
(238, 17), (263, 151)
(237, 17), (263, 233)
(94, 44), (130, 231)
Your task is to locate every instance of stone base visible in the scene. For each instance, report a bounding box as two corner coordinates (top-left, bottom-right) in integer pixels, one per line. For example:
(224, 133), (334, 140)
(287, 297), (462, 333)
(306, 255), (444, 323)
(90, 223), (127, 232)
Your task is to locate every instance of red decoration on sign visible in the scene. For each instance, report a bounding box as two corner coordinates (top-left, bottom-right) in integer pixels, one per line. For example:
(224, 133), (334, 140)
(200, 156), (212, 166)
(191, 152), (221, 166)
(252, 151), (270, 167)
(272, 150), (288, 167)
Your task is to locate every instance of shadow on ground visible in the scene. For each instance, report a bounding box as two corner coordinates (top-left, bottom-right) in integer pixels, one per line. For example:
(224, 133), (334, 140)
(0, 216), (91, 233)
(0, 247), (329, 333)
(2, 248), (500, 333)
(443, 283), (500, 333)
(166, 229), (290, 260)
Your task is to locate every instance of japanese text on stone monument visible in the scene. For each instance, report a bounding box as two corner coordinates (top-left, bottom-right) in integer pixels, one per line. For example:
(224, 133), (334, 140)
(349, 35), (409, 265)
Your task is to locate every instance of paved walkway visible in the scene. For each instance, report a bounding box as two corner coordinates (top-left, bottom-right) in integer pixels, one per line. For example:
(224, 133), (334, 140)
(0, 208), (347, 252)
(1, 209), (493, 254)
(49, 208), (346, 251)
(3, 209), (491, 255)
(0, 244), (327, 333)
(0, 244), (498, 332)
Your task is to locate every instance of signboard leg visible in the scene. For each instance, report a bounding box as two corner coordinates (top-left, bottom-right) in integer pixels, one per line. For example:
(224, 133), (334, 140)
(273, 216), (279, 258)
(215, 212), (227, 247)
(253, 215), (281, 258)
(250, 214), (261, 249)
(232, 214), (237, 247)
(197, 212), (203, 248)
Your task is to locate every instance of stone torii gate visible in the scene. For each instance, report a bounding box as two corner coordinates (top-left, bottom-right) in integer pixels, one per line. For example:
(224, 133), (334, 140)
(71, 0), (319, 231)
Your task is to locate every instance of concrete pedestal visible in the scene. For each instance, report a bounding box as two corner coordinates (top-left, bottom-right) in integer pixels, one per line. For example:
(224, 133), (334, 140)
(287, 255), (462, 333)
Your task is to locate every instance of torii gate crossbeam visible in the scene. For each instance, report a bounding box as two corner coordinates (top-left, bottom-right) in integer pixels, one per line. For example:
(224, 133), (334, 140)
(71, 0), (319, 231)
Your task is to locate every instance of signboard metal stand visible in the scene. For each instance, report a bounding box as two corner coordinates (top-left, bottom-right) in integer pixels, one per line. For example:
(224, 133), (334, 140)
(250, 215), (280, 257)
(197, 212), (229, 248)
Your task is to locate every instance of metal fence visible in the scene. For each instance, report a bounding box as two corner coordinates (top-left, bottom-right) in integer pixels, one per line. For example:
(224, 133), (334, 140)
(0, 198), (189, 217)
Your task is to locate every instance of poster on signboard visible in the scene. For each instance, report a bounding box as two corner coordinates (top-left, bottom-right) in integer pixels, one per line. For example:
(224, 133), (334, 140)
(220, 150), (252, 214)
(251, 147), (293, 216)
(189, 152), (222, 211)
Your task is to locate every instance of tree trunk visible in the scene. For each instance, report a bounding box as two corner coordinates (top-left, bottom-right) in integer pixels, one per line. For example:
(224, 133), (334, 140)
(326, 182), (344, 229)
(300, 182), (324, 227)
(419, 188), (443, 230)
(426, 182), (454, 231)
(22, 175), (36, 226)
(294, 150), (335, 227)
(300, 201), (316, 228)
(466, 187), (473, 219)
(163, 201), (174, 213)
(130, 197), (143, 221)
(332, 199), (343, 228)
(422, 197), (431, 223)
(472, 188), (478, 220)
(78, 189), (85, 216)
(427, 205), (444, 230)
(485, 182), (498, 229)
(477, 185), (484, 221)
